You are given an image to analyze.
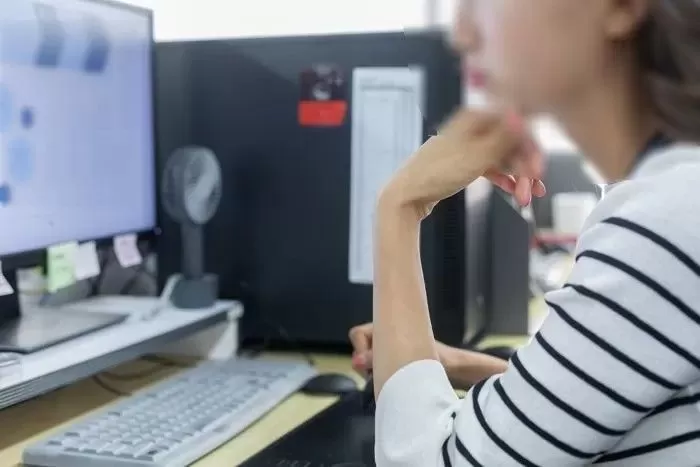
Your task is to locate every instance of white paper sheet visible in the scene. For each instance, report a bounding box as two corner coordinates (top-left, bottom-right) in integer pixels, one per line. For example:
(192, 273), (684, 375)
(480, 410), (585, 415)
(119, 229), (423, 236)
(348, 67), (424, 284)
(113, 233), (142, 268)
(74, 241), (101, 280)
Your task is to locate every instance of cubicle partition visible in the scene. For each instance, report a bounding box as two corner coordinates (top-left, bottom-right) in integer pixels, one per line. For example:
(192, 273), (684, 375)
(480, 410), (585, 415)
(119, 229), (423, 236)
(154, 31), (529, 349)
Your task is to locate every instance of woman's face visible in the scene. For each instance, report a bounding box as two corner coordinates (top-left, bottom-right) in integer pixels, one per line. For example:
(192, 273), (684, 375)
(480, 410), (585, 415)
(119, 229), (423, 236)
(452, 0), (608, 116)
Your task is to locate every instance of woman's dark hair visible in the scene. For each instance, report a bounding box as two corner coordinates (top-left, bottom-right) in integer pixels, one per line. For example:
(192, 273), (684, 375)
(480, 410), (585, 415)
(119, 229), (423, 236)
(638, 0), (700, 142)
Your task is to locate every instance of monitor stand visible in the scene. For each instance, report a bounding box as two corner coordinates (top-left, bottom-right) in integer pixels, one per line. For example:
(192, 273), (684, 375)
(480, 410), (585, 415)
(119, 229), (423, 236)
(0, 270), (128, 354)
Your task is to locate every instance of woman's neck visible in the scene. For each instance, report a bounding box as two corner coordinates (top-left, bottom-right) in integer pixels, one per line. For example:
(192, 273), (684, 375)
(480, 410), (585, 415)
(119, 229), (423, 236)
(555, 69), (657, 183)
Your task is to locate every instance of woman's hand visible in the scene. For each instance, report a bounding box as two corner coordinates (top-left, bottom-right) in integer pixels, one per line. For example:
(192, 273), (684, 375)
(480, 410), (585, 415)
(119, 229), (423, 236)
(380, 110), (546, 220)
(349, 322), (458, 376)
(349, 323), (508, 388)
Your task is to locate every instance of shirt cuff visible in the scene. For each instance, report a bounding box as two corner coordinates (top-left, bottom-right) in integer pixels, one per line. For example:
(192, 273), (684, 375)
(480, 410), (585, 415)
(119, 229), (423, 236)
(376, 359), (458, 417)
(375, 360), (460, 466)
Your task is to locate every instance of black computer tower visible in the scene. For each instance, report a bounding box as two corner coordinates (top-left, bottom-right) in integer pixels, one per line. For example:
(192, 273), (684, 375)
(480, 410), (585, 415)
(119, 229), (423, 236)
(155, 31), (526, 348)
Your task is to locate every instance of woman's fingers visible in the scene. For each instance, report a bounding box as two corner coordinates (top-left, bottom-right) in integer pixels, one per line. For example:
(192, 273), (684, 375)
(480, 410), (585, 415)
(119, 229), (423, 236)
(514, 177), (533, 207)
(533, 179), (547, 197)
(484, 169), (546, 199)
(484, 169), (516, 193)
(523, 138), (545, 180)
(507, 138), (547, 206)
(464, 109), (548, 205)
(512, 157), (534, 206)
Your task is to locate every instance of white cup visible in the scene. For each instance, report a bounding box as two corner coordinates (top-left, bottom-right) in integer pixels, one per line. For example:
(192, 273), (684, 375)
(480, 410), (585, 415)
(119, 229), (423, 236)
(552, 192), (599, 235)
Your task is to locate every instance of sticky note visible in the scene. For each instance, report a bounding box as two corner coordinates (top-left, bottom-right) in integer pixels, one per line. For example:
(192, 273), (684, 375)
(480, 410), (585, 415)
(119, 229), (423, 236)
(47, 241), (78, 293)
(74, 241), (101, 280)
(0, 261), (14, 296)
(113, 234), (142, 268)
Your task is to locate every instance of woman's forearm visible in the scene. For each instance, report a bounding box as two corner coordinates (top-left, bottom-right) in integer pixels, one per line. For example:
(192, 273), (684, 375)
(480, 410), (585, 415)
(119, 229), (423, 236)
(371, 201), (439, 397)
(370, 196), (506, 396)
(442, 348), (508, 389)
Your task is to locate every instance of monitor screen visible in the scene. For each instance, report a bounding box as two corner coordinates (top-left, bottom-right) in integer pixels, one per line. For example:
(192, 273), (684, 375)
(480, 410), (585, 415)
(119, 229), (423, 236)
(0, 0), (155, 257)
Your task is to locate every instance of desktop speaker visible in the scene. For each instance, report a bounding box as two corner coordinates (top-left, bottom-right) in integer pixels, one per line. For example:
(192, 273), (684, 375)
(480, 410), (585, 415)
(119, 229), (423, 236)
(160, 146), (222, 309)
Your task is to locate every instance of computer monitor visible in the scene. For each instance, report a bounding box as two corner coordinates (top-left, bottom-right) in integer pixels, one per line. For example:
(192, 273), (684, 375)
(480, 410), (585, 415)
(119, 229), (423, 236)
(0, 0), (157, 353)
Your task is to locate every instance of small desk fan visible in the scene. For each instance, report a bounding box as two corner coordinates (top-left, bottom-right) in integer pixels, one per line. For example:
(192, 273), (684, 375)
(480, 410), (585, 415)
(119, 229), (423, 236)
(160, 146), (222, 309)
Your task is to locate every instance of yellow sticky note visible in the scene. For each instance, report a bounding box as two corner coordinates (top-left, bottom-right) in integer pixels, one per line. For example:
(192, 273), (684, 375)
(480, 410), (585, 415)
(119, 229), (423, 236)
(47, 241), (78, 293)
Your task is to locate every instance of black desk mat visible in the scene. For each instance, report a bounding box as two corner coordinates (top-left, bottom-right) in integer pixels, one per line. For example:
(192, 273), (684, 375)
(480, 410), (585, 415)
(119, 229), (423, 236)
(240, 392), (375, 467)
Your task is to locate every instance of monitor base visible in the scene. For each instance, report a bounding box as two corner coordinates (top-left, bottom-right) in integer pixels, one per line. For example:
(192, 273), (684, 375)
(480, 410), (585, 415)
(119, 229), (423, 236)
(0, 309), (127, 354)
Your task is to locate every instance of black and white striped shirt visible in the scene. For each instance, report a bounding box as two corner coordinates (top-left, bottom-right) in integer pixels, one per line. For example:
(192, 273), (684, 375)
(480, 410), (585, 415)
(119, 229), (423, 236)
(375, 145), (700, 466)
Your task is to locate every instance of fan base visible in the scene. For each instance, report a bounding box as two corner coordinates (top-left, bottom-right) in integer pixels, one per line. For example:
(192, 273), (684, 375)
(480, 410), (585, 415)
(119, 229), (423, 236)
(163, 273), (219, 309)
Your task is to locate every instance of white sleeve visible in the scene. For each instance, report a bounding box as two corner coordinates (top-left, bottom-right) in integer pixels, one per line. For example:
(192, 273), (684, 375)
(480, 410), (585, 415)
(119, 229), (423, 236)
(374, 360), (461, 467)
(374, 194), (700, 466)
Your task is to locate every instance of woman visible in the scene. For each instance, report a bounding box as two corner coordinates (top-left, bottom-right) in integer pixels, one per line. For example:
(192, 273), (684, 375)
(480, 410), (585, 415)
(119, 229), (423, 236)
(349, 1), (700, 465)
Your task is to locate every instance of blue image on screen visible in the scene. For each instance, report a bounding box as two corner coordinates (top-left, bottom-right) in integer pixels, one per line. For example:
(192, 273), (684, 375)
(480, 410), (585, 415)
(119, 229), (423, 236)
(0, 85), (13, 132)
(0, 184), (11, 205)
(6, 138), (33, 183)
(21, 107), (34, 128)
(34, 3), (65, 68)
(84, 16), (110, 73)
(0, 0), (156, 258)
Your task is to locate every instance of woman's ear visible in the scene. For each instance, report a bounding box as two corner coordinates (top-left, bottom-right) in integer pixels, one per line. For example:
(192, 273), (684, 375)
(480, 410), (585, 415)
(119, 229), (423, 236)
(604, 0), (651, 39)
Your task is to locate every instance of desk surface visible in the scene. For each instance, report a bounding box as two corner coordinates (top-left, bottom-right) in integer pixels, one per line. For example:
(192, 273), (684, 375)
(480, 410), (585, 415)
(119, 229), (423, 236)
(0, 335), (533, 466)
(0, 353), (361, 466)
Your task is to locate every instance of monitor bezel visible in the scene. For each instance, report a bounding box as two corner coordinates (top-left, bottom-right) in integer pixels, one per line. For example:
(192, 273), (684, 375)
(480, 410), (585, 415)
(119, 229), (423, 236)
(1, 0), (160, 271)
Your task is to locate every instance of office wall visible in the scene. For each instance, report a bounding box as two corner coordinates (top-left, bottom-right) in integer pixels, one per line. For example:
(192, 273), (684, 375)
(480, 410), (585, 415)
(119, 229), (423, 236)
(119, 0), (431, 40)
(119, 0), (578, 154)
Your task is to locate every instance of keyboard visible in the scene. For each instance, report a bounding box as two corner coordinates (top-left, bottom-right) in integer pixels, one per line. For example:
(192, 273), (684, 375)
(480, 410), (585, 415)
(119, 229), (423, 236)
(23, 357), (318, 467)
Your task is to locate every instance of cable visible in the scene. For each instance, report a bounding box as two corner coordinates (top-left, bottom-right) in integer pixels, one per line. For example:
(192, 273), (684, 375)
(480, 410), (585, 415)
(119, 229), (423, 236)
(241, 335), (272, 358)
(101, 355), (192, 380)
(117, 241), (157, 296)
(461, 328), (489, 351)
(92, 375), (131, 397)
(101, 364), (166, 381)
(242, 317), (315, 367)
(117, 262), (156, 296)
(95, 355), (192, 397)
(141, 354), (193, 368)
(89, 251), (112, 297)
(271, 322), (314, 366)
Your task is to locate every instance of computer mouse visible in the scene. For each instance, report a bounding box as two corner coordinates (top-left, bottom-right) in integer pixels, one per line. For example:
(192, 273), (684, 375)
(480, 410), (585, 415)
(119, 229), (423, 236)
(480, 345), (517, 361)
(301, 373), (359, 396)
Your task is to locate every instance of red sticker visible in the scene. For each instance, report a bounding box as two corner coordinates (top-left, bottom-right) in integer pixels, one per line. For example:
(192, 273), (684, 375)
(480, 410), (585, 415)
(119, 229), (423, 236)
(299, 65), (347, 127)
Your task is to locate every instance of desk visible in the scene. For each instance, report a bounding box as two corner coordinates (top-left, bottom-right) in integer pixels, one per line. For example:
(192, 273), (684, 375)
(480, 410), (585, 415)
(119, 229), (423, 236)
(0, 353), (360, 466)
(0, 327), (536, 466)
(0, 298), (236, 409)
